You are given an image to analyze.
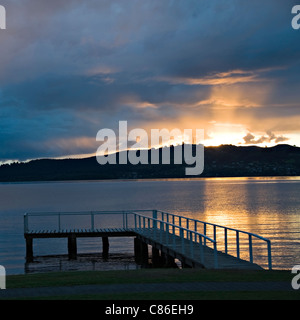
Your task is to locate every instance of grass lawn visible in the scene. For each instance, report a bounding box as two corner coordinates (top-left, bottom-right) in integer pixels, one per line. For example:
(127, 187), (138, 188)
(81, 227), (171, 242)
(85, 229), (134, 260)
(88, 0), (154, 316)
(4, 268), (300, 300)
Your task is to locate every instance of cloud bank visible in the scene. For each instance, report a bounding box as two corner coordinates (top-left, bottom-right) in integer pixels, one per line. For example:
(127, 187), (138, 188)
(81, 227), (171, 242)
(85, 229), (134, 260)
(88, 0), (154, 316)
(0, 0), (299, 161)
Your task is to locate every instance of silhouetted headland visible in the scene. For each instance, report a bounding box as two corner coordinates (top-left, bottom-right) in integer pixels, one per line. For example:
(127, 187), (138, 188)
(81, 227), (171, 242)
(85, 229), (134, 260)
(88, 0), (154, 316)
(0, 144), (299, 182)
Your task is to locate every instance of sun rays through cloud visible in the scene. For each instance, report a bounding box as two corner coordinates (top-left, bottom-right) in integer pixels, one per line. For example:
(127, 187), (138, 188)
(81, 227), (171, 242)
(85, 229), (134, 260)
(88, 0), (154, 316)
(0, 1), (299, 161)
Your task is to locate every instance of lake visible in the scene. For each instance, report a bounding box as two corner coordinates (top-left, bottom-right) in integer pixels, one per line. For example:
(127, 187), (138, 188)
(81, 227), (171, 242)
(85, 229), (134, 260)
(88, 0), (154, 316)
(0, 177), (299, 274)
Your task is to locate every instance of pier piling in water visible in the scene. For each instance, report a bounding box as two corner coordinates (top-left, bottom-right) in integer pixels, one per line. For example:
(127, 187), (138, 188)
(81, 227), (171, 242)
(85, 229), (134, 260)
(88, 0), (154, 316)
(68, 235), (77, 260)
(134, 237), (149, 265)
(102, 237), (109, 259)
(151, 247), (160, 266)
(25, 237), (33, 262)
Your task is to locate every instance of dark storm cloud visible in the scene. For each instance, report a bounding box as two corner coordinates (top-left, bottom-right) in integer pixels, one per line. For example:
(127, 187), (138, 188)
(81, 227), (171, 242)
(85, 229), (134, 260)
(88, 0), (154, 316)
(0, 0), (299, 160)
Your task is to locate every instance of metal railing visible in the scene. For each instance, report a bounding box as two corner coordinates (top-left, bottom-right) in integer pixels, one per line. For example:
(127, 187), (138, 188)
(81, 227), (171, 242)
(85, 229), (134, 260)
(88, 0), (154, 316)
(153, 210), (272, 270)
(132, 211), (218, 268)
(24, 209), (272, 269)
(24, 210), (132, 234)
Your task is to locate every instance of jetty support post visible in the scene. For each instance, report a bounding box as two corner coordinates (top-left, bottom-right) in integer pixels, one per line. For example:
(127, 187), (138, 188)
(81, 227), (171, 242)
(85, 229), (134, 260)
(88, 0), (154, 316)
(134, 237), (141, 263)
(68, 234), (77, 260)
(102, 237), (109, 259)
(141, 241), (148, 265)
(151, 247), (160, 266)
(165, 253), (176, 268)
(25, 236), (33, 262)
(180, 257), (192, 268)
(134, 237), (148, 265)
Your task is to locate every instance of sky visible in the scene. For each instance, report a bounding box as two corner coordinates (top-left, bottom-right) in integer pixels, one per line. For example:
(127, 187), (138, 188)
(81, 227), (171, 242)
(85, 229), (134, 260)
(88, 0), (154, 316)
(0, 0), (300, 162)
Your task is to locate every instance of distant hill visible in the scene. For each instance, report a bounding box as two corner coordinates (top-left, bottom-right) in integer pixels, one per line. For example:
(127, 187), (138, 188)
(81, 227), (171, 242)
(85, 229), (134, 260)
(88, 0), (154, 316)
(0, 144), (299, 182)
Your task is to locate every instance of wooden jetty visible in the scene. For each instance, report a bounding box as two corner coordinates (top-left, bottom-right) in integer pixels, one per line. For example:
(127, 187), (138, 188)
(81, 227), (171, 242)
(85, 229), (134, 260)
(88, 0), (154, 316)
(24, 210), (272, 270)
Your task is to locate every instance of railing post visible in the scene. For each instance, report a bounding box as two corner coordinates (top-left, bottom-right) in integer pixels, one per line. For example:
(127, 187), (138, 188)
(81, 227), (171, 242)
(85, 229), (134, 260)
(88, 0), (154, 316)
(180, 228), (184, 254)
(236, 231), (240, 259)
(190, 231), (194, 259)
(91, 212), (94, 232)
(267, 240), (272, 270)
(199, 236), (204, 264)
(213, 241), (218, 269)
(58, 213), (61, 232)
(154, 218), (157, 240)
(248, 234), (253, 263)
(224, 228), (228, 254)
(153, 210), (157, 229)
(24, 213), (28, 234)
(213, 225), (217, 242)
(165, 222), (169, 245)
(173, 227), (176, 250)
(166, 214), (169, 234)
(203, 223), (206, 246)
(172, 215), (175, 234)
(134, 214), (137, 231)
(148, 217), (151, 235)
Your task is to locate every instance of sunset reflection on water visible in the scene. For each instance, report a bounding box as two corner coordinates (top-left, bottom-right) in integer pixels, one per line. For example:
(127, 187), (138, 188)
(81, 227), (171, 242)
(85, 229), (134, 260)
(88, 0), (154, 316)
(0, 177), (299, 273)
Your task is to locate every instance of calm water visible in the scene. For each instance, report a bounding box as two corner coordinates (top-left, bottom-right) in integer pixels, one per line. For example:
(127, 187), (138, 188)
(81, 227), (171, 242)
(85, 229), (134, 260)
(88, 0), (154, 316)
(0, 177), (299, 274)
